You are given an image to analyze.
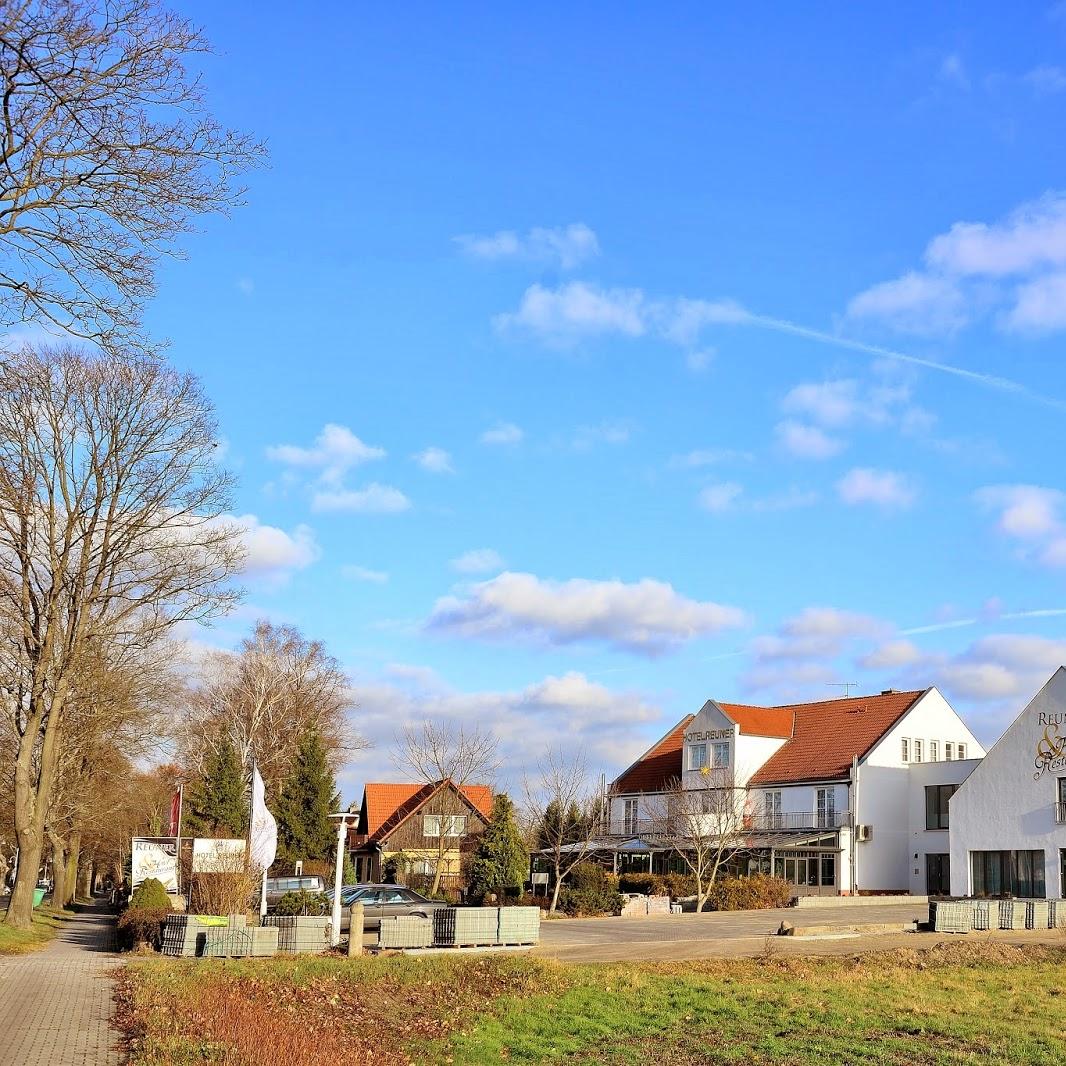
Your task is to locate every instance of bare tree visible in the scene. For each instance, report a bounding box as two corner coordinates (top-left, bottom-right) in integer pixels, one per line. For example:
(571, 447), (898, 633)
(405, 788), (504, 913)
(391, 721), (499, 896)
(0, 0), (263, 350)
(524, 747), (602, 914)
(0, 344), (243, 929)
(176, 620), (362, 794)
(644, 774), (752, 912)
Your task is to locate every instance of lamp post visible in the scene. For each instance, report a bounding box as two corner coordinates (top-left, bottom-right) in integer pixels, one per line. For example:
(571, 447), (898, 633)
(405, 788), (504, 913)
(327, 812), (353, 947)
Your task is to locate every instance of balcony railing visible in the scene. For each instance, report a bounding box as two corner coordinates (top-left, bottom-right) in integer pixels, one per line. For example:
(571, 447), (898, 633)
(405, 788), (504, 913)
(603, 810), (851, 839)
(1055, 802), (1066, 824)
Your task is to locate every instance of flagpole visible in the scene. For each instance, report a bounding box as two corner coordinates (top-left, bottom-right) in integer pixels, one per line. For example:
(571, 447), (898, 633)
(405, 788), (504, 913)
(175, 783), (184, 897)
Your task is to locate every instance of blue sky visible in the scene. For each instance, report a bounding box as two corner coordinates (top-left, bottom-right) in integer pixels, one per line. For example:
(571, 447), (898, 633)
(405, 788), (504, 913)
(151, 2), (1066, 797)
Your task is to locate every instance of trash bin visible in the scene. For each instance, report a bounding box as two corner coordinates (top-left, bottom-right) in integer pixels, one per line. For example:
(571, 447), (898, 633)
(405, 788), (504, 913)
(32, 888), (46, 908)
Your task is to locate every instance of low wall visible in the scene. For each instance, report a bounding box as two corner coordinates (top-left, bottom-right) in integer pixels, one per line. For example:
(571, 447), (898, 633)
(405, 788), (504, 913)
(795, 894), (928, 909)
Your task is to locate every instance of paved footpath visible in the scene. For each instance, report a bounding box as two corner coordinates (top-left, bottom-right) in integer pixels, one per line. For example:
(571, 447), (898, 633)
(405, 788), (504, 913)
(0, 904), (121, 1065)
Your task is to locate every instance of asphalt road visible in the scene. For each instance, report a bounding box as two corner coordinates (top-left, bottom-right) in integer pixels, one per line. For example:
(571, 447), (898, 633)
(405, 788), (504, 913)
(532, 902), (931, 962)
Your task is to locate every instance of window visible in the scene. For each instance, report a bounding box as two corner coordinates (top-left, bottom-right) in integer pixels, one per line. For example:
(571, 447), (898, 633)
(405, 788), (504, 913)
(929, 740), (939, 762)
(925, 784), (957, 830)
(945, 741), (954, 761)
(688, 743), (708, 771)
(971, 850), (1046, 898)
(423, 815), (441, 837)
(957, 743), (967, 760)
(711, 742), (730, 768)
(423, 814), (465, 837)
(901, 738), (910, 762)
(913, 739), (923, 763)
(816, 787), (836, 828)
(763, 790), (782, 828)
(820, 853), (836, 887)
(623, 798), (639, 835)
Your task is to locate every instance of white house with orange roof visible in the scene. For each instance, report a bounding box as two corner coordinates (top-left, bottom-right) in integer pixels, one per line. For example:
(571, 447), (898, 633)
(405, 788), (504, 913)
(608, 688), (984, 896)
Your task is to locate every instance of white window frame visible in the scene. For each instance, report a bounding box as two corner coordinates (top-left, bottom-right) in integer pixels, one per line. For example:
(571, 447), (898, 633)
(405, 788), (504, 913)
(423, 814), (466, 837)
(623, 797), (639, 835)
(945, 741), (954, 761)
(901, 737), (910, 763)
(913, 739), (924, 764)
(711, 741), (730, 769)
(957, 742), (967, 760)
(929, 740), (939, 762)
(763, 790), (782, 828)
(423, 814), (441, 837)
(688, 743), (708, 771)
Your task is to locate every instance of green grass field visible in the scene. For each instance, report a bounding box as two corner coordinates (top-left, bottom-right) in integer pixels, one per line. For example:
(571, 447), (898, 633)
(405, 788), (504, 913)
(0, 905), (72, 955)
(120, 941), (1066, 1065)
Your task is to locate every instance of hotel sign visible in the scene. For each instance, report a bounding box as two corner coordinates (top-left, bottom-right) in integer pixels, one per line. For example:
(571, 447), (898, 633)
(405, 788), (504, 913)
(1033, 712), (1066, 780)
(685, 727), (734, 743)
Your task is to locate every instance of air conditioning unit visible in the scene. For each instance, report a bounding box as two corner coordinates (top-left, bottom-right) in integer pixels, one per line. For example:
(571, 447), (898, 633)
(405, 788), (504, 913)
(855, 824), (873, 842)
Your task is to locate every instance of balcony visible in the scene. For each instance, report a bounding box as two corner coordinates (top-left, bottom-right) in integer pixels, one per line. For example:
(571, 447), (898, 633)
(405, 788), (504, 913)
(1055, 802), (1066, 824)
(748, 810), (852, 832)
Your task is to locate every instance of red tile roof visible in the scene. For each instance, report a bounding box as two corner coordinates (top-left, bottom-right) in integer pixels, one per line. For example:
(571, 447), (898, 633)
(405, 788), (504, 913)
(360, 780), (494, 842)
(611, 690), (927, 793)
(612, 715), (694, 794)
(718, 702), (794, 738)
(748, 690), (925, 785)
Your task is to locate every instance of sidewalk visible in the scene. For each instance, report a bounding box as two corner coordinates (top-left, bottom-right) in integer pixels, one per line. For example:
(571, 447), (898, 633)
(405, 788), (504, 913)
(0, 903), (120, 1065)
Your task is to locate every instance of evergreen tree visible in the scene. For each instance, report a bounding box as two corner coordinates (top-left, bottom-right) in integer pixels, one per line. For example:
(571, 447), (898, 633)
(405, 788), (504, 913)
(184, 739), (247, 838)
(467, 793), (528, 901)
(536, 799), (562, 851)
(274, 727), (337, 864)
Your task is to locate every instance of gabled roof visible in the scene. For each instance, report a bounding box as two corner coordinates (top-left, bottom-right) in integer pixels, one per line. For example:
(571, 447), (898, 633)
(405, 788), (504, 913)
(612, 690), (928, 793)
(359, 780), (494, 842)
(611, 714), (694, 794)
(748, 689), (926, 785)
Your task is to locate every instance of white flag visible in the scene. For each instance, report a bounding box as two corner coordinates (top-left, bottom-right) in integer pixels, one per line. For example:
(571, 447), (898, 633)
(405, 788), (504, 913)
(249, 765), (278, 873)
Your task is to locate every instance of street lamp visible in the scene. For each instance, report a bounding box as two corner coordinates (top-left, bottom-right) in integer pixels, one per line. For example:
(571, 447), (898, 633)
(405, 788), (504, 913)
(327, 812), (354, 947)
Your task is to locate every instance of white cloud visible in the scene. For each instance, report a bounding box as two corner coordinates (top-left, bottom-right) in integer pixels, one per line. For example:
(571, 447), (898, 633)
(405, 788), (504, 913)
(837, 467), (917, 510)
(753, 607), (888, 662)
(781, 379), (863, 427)
(427, 571), (748, 655)
(848, 193), (1066, 335)
(572, 421), (632, 449)
(699, 482), (744, 513)
(341, 564), (389, 583)
(236, 277), (255, 295)
(776, 420), (844, 459)
(494, 281), (646, 342)
(938, 53), (970, 90)
(346, 667), (663, 791)
(311, 483), (411, 514)
(846, 272), (967, 334)
(479, 422), (524, 446)
(669, 448), (753, 469)
(231, 514), (320, 579)
(1025, 65), (1066, 96)
(450, 548), (506, 575)
(455, 222), (600, 270)
(858, 639), (923, 670)
(413, 446), (454, 474)
(974, 483), (1066, 567)
(685, 349), (715, 373)
(267, 423), (385, 485)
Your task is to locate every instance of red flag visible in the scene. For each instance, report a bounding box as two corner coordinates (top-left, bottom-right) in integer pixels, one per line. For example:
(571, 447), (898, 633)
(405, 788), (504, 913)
(168, 788), (182, 837)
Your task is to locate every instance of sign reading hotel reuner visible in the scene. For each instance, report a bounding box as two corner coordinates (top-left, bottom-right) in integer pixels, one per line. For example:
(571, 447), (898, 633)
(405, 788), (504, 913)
(685, 727), (734, 743)
(1034, 711), (1066, 780)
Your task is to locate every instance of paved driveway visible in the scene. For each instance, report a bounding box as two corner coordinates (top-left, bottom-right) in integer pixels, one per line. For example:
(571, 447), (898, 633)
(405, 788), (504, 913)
(534, 902), (929, 962)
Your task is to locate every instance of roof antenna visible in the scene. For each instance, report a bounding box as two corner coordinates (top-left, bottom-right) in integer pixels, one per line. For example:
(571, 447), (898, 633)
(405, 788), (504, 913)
(827, 682), (859, 697)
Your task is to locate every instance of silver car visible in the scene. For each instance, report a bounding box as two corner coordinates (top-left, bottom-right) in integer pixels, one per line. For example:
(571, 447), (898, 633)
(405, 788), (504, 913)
(340, 885), (452, 931)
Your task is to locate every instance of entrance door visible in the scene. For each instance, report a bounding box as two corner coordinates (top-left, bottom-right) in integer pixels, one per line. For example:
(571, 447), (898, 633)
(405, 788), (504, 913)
(925, 853), (950, 896)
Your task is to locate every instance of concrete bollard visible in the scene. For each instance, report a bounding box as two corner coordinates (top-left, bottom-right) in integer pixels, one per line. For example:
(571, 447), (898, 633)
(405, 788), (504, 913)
(347, 902), (364, 957)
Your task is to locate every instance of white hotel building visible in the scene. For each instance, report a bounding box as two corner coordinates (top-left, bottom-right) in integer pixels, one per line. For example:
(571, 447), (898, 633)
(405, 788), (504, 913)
(607, 687), (987, 896)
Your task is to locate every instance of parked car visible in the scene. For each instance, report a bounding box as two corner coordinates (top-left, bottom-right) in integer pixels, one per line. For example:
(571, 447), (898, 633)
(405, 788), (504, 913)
(264, 875), (326, 907)
(340, 885), (452, 931)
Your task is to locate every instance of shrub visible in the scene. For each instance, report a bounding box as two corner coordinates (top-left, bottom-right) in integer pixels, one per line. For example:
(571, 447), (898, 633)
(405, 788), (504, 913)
(505, 892), (553, 911)
(618, 872), (666, 895)
(127, 877), (170, 911)
(558, 887), (625, 917)
(117, 907), (170, 950)
(662, 873), (697, 898)
(274, 890), (331, 916)
(702, 874), (792, 911)
(569, 862), (610, 892)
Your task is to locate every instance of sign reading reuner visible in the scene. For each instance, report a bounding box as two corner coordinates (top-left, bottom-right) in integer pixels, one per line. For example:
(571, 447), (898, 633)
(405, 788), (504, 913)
(132, 836), (179, 892)
(685, 727), (734, 743)
(1034, 711), (1066, 780)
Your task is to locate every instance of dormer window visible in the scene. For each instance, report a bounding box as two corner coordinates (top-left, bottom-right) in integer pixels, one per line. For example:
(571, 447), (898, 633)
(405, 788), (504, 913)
(689, 743), (708, 771)
(712, 741), (730, 768)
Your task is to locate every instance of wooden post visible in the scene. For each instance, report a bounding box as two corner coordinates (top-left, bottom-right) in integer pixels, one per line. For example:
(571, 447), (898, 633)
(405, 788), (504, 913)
(347, 902), (364, 957)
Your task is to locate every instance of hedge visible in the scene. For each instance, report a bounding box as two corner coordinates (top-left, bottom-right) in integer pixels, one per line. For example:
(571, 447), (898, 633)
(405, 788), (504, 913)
(117, 907), (171, 950)
(702, 874), (792, 911)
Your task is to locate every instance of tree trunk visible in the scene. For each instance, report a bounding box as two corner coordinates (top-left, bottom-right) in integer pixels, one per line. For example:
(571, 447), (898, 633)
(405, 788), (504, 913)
(49, 832), (68, 913)
(550, 865), (563, 913)
(64, 832), (82, 907)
